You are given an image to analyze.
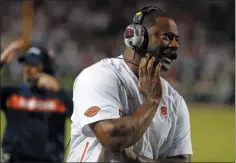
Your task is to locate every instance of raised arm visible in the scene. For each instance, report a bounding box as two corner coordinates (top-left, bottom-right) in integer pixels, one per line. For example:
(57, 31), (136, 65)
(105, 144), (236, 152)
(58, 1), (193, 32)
(0, 40), (25, 110)
(0, 39), (25, 69)
(73, 55), (163, 152)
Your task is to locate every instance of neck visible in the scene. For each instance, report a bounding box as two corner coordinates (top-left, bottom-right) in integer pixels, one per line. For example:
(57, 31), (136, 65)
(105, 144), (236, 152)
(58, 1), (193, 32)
(123, 48), (144, 78)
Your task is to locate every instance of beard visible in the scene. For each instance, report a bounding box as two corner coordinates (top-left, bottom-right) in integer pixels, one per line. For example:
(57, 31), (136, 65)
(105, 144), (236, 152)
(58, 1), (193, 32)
(148, 45), (177, 62)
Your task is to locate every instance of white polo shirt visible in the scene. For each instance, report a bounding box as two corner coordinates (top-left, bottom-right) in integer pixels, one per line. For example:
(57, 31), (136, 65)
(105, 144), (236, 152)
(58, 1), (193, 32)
(67, 56), (193, 162)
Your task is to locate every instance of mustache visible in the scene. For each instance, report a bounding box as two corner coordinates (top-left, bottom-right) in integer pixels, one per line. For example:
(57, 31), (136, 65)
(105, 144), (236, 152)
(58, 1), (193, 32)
(148, 46), (177, 60)
(163, 48), (177, 60)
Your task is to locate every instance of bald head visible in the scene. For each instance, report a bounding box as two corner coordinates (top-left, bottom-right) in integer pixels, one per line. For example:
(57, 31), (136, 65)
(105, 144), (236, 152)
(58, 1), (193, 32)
(142, 9), (173, 27)
(153, 17), (178, 36)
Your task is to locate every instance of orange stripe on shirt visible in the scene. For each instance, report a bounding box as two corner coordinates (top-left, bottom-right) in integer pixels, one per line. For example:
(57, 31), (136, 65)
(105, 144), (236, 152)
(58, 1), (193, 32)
(80, 142), (89, 162)
(6, 94), (66, 113)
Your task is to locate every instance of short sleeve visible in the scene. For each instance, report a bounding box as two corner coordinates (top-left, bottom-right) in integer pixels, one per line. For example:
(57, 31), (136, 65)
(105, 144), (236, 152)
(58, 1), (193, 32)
(71, 68), (122, 137)
(167, 97), (193, 157)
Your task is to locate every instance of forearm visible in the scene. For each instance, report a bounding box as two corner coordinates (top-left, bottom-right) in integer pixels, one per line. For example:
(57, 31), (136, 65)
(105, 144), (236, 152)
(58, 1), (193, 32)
(92, 99), (160, 152)
(0, 48), (10, 65)
(129, 99), (160, 145)
(109, 99), (160, 149)
(0, 39), (25, 70)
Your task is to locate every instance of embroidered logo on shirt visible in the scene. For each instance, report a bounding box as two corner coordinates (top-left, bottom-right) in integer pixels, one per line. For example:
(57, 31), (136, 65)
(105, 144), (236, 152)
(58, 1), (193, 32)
(84, 106), (100, 117)
(161, 106), (167, 116)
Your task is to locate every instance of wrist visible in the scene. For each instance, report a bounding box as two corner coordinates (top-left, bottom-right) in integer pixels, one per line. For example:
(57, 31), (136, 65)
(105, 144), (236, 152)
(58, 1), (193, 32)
(0, 50), (9, 62)
(145, 97), (161, 106)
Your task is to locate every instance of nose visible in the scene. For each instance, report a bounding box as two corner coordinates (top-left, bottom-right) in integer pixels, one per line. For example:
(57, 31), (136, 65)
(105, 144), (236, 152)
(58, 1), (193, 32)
(169, 39), (179, 50)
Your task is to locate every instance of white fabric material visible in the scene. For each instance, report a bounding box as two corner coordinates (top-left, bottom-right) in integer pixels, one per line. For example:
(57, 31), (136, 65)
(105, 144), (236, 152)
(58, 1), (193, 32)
(67, 56), (192, 162)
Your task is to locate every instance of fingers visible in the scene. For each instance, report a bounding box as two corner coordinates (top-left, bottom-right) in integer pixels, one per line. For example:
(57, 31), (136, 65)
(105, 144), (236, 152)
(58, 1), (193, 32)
(147, 57), (155, 76)
(36, 75), (60, 92)
(138, 58), (143, 79)
(154, 63), (162, 99)
(154, 63), (162, 81)
(32, 72), (50, 80)
(139, 54), (150, 79)
(139, 55), (159, 79)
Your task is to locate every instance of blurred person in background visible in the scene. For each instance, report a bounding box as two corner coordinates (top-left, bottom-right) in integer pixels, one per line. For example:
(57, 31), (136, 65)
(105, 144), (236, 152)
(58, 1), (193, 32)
(1, 1), (234, 105)
(0, 39), (73, 162)
(67, 6), (192, 162)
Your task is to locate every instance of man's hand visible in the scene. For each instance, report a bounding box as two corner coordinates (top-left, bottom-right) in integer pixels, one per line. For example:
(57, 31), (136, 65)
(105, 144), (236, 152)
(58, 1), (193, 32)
(0, 39), (25, 63)
(139, 54), (163, 104)
(33, 73), (60, 92)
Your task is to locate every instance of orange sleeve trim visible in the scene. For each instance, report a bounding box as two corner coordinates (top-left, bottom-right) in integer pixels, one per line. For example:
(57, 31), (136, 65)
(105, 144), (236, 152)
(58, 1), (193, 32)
(80, 142), (89, 162)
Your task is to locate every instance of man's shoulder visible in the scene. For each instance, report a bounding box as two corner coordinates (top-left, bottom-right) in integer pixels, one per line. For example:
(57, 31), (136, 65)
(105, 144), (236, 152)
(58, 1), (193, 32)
(74, 59), (121, 89)
(79, 60), (117, 78)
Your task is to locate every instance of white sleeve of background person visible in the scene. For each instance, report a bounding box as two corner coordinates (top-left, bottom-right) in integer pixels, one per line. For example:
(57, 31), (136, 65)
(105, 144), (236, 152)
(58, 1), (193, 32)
(71, 68), (122, 137)
(167, 97), (193, 156)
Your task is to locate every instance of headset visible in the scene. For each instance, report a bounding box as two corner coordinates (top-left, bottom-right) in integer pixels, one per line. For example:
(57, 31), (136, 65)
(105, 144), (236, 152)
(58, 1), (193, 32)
(124, 6), (163, 55)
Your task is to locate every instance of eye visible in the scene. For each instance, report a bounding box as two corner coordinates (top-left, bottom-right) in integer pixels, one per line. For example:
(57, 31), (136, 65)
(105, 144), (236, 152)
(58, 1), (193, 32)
(162, 33), (170, 41)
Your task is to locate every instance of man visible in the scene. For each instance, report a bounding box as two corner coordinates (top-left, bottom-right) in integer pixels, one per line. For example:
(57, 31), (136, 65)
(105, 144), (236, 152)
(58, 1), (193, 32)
(67, 6), (192, 162)
(0, 39), (73, 162)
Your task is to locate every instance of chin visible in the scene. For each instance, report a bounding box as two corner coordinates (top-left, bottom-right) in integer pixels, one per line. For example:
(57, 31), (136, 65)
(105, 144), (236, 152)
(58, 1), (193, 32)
(161, 63), (171, 71)
(159, 56), (173, 71)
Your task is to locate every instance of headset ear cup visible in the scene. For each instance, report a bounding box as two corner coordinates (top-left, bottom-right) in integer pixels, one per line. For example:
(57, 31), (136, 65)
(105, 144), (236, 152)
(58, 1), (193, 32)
(124, 24), (145, 50)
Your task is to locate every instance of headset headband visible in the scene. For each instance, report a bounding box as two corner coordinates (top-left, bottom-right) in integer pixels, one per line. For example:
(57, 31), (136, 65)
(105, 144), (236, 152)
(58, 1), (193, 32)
(132, 6), (162, 24)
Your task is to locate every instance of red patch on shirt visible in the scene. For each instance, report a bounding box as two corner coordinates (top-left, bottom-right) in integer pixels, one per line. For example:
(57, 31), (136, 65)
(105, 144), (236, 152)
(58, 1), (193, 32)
(161, 106), (167, 115)
(84, 106), (100, 117)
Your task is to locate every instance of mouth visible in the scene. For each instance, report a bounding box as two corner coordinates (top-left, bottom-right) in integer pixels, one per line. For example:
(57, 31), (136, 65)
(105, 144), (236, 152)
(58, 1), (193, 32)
(163, 50), (177, 60)
(158, 49), (177, 71)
